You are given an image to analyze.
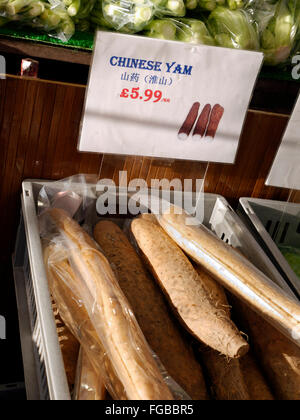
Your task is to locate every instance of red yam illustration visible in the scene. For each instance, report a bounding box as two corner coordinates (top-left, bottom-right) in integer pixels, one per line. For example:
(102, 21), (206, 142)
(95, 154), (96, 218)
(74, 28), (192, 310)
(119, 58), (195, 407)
(177, 102), (200, 140)
(206, 104), (224, 139)
(192, 104), (211, 140)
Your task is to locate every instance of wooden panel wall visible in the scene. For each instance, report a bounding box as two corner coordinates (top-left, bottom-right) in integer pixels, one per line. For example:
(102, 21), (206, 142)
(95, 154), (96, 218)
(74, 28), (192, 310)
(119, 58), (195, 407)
(0, 75), (295, 273)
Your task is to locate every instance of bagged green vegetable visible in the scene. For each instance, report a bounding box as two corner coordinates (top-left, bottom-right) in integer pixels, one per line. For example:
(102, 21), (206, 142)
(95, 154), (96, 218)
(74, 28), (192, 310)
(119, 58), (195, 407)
(177, 17), (215, 43)
(63, 0), (96, 19)
(207, 6), (259, 50)
(143, 17), (177, 39)
(249, 0), (299, 65)
(90, 0), (112, 28)
(278, 245), (300, 280)
(143, 16), (215, 44)
(0, 0), (75, 41)
(153, 0), (185, 17)
(102, 0), (155, 33)
(225, 0), (244, 10)
(184, 0), (243, 12)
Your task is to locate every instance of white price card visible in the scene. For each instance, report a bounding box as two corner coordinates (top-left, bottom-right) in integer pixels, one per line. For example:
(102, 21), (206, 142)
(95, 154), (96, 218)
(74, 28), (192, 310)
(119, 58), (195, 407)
(79, 31), (263, 163)
(266, 94), (300, 190)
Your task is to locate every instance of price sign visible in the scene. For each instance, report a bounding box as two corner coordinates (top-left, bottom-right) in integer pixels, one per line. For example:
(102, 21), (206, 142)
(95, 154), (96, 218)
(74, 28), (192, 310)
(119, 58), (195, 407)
(79, 31), (263, 163)
(266, 94), (300, 190)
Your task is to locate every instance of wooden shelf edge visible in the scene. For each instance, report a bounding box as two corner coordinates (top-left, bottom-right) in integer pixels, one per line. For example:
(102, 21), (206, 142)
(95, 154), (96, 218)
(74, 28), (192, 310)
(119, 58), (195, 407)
(0, 37), (92, 65)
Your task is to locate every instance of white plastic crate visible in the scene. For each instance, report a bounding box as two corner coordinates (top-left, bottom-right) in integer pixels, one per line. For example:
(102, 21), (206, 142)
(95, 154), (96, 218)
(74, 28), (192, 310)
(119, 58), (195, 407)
(238, 197), (300, 298)
(12, 179), (297, 400)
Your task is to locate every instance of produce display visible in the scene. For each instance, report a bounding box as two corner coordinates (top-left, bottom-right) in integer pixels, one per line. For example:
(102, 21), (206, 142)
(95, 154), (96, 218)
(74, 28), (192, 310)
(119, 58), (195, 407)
(249, 0), (300, 65)
(131, 217), (249, 358)
(101, 0), (155, 33)
(0, 0), (76, 41)
(207, 6), (260, 50)
(0, 0), (299, 65)
(42, 208), (174, 400)
(38, 181), (300, 400)
(157, 204), (300, 347)
(93, 219), (208, 400)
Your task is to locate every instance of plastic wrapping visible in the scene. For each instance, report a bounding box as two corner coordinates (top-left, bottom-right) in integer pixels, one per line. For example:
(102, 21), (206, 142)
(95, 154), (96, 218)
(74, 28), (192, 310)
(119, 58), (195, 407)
(89, 1), (113, 29)
(65, 0), (96, 33)
(207, 5), (259, 50)
(247, 0), (300, 65)
(184, 0), (244, 12)
(0, 0), (75, 41)
(38, 176), (195, 400)
(94, 219), (202, 399)
(52, 298), (80, 389)
(63, 0), (95, 18)
(41, 207), (174, 400)
(102, 0), (155, 33)
(152, 0), (185, 18)
(143, 17), (177, 39)
(197, 0), (226, 11)
(131, 215), (249, 359)
(156, 204), (300, 348)
(73, 347), (107, 400)
(93, 0), (187, 34)
(0, 0), (298, 66)
(143, 16), (215, 44)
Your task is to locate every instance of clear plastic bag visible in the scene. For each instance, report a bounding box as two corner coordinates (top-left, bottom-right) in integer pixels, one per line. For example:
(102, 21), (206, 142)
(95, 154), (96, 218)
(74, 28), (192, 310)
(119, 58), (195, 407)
(102, 0), (155, 33)
(41, 209), (173, 400)
(152, 0), (185, 18)
(184, 0), (245, 12)
(98, 0), (187, 33)
(73, 347), (107, 400)
(143, 16), (215, 44)
(89, 0), (113, 29)
(0, 0), (75, 41)
(247, 0), (300, 65)
(39, 176), (193, 400)
(206, 5), (260, 50)
(155, 204), (300, 348)
(62, 0), (95, 19)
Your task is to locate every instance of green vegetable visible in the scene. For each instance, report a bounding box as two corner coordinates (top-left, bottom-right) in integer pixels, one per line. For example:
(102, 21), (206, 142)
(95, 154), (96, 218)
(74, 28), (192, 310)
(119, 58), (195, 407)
(207, 6), (259, 50)
(6, 0), (32, 15)
(225, 0), (243, 10)
(63, 0), (95, 19)
(257, 0), (299, 65)
(185, 0), (244, 12)
(67, 0), (80, 16)
(102, 0), (154, 33)
(177, 17), (215, 44)
(279, 245), (300, 280)
(184, 0), (197, 10)
(6, 0), (45, 17)
(27, 0), (45, 17)
(143, 16), (215, 45)
(1, 1), (75, 40)
(38, 7), (61, 27)
(143, 17), (177, 39)
(153, 0), (185, 17)
(198, 0), (224, 12)
(90, 6), (113, 28)
(37, 5), (75, 38)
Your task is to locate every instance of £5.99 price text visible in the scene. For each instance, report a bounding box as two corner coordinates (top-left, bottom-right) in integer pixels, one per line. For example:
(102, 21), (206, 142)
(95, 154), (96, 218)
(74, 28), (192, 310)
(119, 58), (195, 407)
(120, 87), (170, 103)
